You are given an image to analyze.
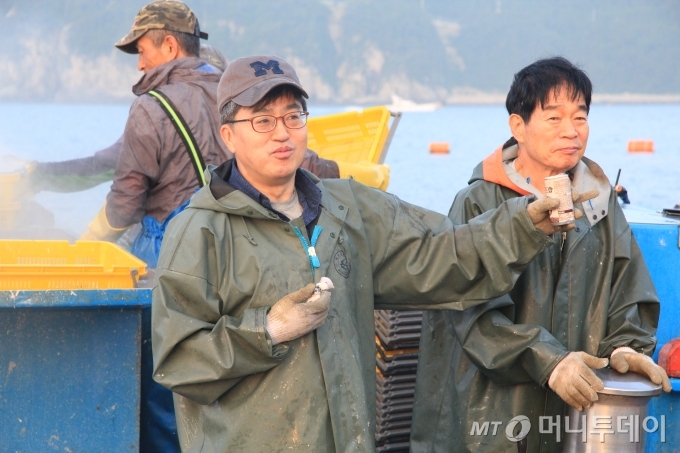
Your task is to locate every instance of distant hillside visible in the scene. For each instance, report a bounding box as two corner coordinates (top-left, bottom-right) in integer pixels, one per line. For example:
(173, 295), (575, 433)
(1, 0), (679, 103)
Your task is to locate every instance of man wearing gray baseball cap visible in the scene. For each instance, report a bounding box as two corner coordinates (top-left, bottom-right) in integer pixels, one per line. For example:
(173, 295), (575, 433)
(151, 55), (579, 452)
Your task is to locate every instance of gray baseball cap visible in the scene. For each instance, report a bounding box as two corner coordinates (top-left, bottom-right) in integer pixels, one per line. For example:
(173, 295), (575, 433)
(199, 44), (228, 72)
(217, 55), (308, 112)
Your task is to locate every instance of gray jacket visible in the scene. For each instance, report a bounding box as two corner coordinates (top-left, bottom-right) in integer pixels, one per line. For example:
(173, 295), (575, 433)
(107, 57), (228, 227)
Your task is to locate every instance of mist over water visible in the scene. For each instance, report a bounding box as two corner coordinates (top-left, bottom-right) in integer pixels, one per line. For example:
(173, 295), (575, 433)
(1, 102), (679, 237)
(325, 103), (680, 216)
(0, 103), (129, 237)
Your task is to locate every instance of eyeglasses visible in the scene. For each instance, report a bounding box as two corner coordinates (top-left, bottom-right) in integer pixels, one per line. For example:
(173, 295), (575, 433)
(225, 111), (309, 133)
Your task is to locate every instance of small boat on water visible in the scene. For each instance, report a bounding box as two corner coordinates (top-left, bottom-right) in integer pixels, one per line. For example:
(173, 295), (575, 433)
(386, 94), (443, 112)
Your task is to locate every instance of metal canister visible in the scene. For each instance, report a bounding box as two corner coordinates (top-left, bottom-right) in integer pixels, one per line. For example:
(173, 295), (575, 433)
(544, 173), (574, 225)
(563, 368), (662, 453)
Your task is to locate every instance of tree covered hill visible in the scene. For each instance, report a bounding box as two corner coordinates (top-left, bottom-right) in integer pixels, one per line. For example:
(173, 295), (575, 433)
(1, 0), (678, 103)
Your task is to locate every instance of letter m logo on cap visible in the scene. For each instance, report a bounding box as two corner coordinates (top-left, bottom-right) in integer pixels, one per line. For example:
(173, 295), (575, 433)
(250, 60), (284, 77)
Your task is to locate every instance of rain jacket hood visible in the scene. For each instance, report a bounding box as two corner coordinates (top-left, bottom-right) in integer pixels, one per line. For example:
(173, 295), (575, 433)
(476, 142), (612, 227)
(152, 161), (555, 453)
(132, 56), (219, 96)
(411, 143), (659, 453)
(187, 162), (295, 220)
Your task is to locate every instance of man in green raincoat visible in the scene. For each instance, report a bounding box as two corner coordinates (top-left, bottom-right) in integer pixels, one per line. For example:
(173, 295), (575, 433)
(151, 55), (582, 453)
(411, 56), (671, 453)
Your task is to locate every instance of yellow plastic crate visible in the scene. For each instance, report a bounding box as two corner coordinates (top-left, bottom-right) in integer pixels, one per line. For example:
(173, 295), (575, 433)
(0, 240), (147, 290)
(307, 106), (392, 165)
(0, 173), (21, 202)
(0, 203), (21, 231)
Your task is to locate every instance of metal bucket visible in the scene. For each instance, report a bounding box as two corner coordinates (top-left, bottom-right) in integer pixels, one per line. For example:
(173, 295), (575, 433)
(563, 367), (662, 452)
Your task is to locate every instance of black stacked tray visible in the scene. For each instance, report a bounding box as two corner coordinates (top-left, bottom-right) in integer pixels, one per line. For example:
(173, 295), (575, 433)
(375, 310), (423, 452)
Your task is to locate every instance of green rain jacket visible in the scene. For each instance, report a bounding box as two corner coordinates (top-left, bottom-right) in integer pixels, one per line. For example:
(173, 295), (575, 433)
(411, 144), (660, 453)
(151, 161), (553, 453)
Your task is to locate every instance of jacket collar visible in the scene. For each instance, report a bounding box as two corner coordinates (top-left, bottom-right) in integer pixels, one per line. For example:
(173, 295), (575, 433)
(188, 164), (274, 220)
(481, 145), (533, 195)
(571, 156), (612, 227)
(222, 159), (322, 225)
(132, 56), (220, 96)
(481, 143), (612, 227)
(191, 160), (327, 224)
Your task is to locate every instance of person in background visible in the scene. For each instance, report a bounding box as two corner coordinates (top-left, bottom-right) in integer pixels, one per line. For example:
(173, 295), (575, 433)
(10, 44), (387, 249)
(13, 43), (227, 192)
(5, 44), (223, 246)
(198, 42), (228, 73)
(150, 54), (589, 453)
(615, 183), (630, 204)
(410, 57), (670, 453)
(39, 0), (229, 273)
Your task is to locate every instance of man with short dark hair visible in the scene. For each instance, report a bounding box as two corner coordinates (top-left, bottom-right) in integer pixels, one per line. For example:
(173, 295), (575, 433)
(410, 56), (670, 453)
(151, 54), (582, 453)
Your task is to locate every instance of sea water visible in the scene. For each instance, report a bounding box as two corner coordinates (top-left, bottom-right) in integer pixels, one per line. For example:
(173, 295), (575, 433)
(0, 102), (679, 236)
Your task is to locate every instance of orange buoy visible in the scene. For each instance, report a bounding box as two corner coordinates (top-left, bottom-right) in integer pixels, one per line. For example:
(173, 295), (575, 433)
(429, 142), (450, 154)
(627, 140), (654, 153)
(659, 338), (680, 378)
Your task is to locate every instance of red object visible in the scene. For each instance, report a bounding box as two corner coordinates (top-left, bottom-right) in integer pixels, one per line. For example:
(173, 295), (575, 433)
(658, 338), (680, 378)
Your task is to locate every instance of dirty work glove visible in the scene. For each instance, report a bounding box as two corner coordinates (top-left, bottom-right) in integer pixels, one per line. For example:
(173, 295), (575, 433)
(80, 203), (128, 242)
(548, 351), (609, 411)
(528, 188), (599, 235)
(337, 160), (391, 191)
(266, 279), (333, 345)
(610, 347), (672, 392)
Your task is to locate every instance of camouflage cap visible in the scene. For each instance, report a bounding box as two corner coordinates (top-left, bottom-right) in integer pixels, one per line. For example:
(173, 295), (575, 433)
(217, 55), (308, 112)
(115, 0), (208, 54)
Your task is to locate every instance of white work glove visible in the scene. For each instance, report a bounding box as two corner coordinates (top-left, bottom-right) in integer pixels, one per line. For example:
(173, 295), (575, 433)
(80, 203), (128, 242)
(610, 347), (672, 392)
(528, 188), (599, 235)
(548, 351), (609, 411)
(266, 278), (334, 345)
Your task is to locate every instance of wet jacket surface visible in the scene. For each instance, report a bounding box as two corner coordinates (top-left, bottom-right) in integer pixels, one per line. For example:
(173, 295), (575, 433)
(151, 161), (553, 453)
(411, 144), (660, 453)
(107, 57), (228, 228)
